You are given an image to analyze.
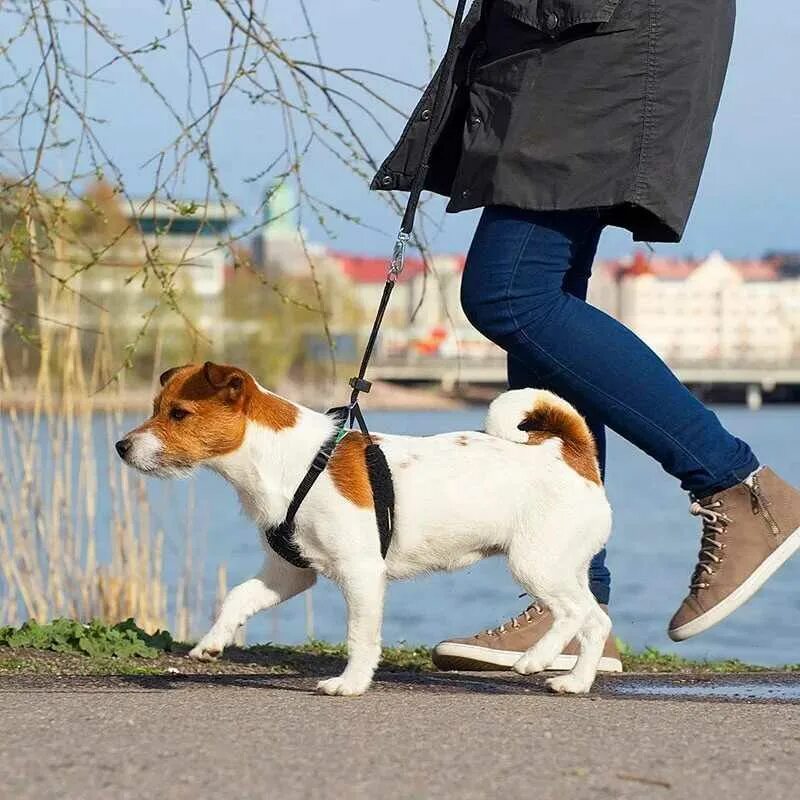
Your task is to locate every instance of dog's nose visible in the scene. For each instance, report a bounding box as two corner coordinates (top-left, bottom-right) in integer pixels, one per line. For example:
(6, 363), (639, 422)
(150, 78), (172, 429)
(115, 438), (132, 459)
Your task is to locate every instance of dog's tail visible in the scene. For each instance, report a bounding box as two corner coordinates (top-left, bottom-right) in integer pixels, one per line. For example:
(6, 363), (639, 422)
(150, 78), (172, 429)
(485, 389), (600, 483)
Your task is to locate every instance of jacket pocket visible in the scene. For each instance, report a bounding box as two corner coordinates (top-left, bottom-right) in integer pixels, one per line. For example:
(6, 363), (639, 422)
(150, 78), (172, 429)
(472, 49), (537, 93)
(499, 0), (622, 37)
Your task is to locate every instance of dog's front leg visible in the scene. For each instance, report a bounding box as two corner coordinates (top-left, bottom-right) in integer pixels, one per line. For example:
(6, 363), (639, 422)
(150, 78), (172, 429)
(189, 556), (315, 661)
(317, 561), (386, 697)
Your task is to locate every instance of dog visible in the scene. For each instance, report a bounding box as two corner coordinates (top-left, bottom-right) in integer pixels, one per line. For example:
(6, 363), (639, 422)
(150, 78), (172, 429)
(116, 362), (612, 696)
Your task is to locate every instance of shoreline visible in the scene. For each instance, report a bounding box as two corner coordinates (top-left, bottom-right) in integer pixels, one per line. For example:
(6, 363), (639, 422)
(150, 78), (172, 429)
(2, 620), (799, 678)
(4, 383), (796, 414)
(0, 380), (480, 413)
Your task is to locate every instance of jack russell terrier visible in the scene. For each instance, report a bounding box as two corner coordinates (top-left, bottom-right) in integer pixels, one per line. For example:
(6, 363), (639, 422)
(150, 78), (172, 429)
(116, 362), (612, 696)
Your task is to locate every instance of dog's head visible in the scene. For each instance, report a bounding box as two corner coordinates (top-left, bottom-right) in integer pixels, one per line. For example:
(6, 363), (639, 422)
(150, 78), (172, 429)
(115, 362), (297, 477)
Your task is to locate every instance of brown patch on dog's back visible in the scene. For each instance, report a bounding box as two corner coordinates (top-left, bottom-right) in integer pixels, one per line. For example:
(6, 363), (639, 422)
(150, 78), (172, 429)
(519, 403), (601, 485)
(456, 435), (470, 447)
(328, 432), (373, 508)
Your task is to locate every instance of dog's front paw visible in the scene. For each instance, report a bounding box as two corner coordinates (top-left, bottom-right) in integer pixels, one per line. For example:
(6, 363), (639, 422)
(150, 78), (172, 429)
(188, 636), (226, 662)
(316, 674), (370, 697)
(546, 673), (593, 695)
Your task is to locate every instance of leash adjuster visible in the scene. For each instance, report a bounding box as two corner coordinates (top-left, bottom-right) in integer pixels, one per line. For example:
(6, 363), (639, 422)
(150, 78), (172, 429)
(349, 376), (372, 394)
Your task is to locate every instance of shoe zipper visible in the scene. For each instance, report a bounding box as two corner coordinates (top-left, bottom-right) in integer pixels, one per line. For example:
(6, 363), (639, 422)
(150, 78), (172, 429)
(749, 473), (781, 536)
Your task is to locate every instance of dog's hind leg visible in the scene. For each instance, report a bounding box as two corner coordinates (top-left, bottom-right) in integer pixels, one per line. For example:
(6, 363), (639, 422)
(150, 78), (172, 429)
(509, 572), (589, 678)
(189, 556), (315, 661)
(509, 496), (611, 693)
(506, 526), (599, 683)
(317, 557), (386, 697)
(546, 600), (611, 695)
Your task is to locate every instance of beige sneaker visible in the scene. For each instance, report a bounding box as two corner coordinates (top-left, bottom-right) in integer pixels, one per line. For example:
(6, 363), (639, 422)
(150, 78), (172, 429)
(669, 467), (800, 642)
(432, 602), (623, 672)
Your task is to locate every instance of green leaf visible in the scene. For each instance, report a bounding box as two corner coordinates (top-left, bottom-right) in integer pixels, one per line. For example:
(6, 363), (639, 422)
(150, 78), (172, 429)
(0, 618), (172, 660)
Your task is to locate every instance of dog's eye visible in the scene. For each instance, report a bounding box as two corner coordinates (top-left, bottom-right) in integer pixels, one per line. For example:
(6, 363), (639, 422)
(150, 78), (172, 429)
(169, 407), (190, 421)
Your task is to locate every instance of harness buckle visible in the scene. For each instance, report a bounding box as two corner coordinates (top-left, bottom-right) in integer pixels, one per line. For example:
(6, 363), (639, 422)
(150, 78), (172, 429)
(312, 447), (334, 473)
(389, 231), (410, 282)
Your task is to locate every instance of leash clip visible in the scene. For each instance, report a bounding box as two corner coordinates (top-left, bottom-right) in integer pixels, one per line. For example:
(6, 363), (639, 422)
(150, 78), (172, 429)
(389, 231), (410, 282)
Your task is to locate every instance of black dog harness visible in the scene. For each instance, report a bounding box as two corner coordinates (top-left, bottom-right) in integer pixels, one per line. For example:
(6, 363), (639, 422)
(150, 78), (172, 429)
(263, 0), (467, 569)
(264, 407), (395, 569)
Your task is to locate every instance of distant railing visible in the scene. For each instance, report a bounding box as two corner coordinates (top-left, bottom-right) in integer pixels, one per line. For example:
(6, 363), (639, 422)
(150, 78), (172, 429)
(369, 355), (800, 390)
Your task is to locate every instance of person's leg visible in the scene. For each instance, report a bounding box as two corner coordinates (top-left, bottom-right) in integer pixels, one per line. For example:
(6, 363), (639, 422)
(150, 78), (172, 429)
(506, 220), (611, 605)
(461, 206), (759, 498)
(461, 206), (800, 643)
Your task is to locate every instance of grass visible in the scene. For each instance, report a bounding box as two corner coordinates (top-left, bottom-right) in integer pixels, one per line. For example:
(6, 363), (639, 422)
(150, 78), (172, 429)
(617, 641), (800, 674)
(0, 617), (173, 659)
(2, 619), (799, 678)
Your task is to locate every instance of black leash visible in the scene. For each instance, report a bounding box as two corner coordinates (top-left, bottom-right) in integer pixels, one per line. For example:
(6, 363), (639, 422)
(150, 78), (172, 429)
(347, 0), (470, 426)
(266, 0), (469, 569)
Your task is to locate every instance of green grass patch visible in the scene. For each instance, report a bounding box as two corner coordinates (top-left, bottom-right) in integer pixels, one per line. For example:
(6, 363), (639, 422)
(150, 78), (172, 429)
(2, 620), (799, 676)
(248, 640), (434, 672)
(617, 640), (800, 673)
(0, 618), (173, 660)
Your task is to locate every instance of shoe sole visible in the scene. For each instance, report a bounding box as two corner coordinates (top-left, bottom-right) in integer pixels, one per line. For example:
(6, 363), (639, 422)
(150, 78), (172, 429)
(432, 643), (622, 673)
(669, 524), (800, 642)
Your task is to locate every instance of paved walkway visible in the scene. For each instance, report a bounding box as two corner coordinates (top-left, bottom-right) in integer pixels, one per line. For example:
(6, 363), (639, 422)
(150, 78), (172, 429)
(2, 672), (799, 799)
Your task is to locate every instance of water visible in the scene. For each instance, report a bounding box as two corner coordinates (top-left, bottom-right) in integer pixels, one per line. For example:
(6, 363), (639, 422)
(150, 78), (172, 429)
(610, 677), (800, 702)
(5, 405), (800, 666)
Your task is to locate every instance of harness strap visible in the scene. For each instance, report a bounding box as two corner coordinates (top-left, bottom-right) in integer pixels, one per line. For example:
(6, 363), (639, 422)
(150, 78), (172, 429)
(284, 407), (348, 527)
(364, 444), (395, 559)
(264, 521), (311, 570)
(264, 406), (348, 569)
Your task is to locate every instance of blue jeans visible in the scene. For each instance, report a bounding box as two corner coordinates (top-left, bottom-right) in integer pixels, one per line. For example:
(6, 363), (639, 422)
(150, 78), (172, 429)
(462, 207), (760, 605)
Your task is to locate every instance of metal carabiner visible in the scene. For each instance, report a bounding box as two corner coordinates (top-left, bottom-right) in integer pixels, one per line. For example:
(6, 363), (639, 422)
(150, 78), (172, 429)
(388, 230), (411, 282)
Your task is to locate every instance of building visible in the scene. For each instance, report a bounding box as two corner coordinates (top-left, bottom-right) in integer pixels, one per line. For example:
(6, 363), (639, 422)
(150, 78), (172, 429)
(604, 251), (800, 366)
(69, 193), (235, 300)
(43, 187), (236, 341)
(325, 251), (504, 362)
(126, 197), (233, 297)
(251, 182), (329, 281)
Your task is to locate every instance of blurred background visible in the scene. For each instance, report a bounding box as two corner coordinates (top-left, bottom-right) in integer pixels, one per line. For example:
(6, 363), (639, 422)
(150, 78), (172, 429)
(1, 1), (798, 664)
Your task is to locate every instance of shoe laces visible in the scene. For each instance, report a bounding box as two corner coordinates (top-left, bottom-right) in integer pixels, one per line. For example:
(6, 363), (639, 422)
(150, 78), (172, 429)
(485, 600), (545, 636)
(689, 498), (731, 591)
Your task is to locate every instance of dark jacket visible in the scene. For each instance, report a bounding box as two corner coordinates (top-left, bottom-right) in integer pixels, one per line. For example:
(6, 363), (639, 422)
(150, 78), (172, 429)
(371, 0), (735, 242)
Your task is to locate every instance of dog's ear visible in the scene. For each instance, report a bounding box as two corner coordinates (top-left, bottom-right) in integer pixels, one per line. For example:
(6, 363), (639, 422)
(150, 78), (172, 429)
(159, 365), (188, 387)
(203, 362), (246, 402)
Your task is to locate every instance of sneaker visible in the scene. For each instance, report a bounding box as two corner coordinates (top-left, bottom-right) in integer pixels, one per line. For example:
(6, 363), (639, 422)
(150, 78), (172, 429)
(431, 602), (623, 672)
(669, 467), (800, 642)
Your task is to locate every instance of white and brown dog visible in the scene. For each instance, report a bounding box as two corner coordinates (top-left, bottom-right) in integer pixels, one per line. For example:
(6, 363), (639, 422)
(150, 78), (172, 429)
(116, 362), (612, 696)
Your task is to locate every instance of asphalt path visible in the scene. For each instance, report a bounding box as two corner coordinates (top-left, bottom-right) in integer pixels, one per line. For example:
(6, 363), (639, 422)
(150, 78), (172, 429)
(2, 672), (799, 799)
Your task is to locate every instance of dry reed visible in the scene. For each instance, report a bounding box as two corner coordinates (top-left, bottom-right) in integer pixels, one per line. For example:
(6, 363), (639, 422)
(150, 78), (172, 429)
(0, 273), (202, 636)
